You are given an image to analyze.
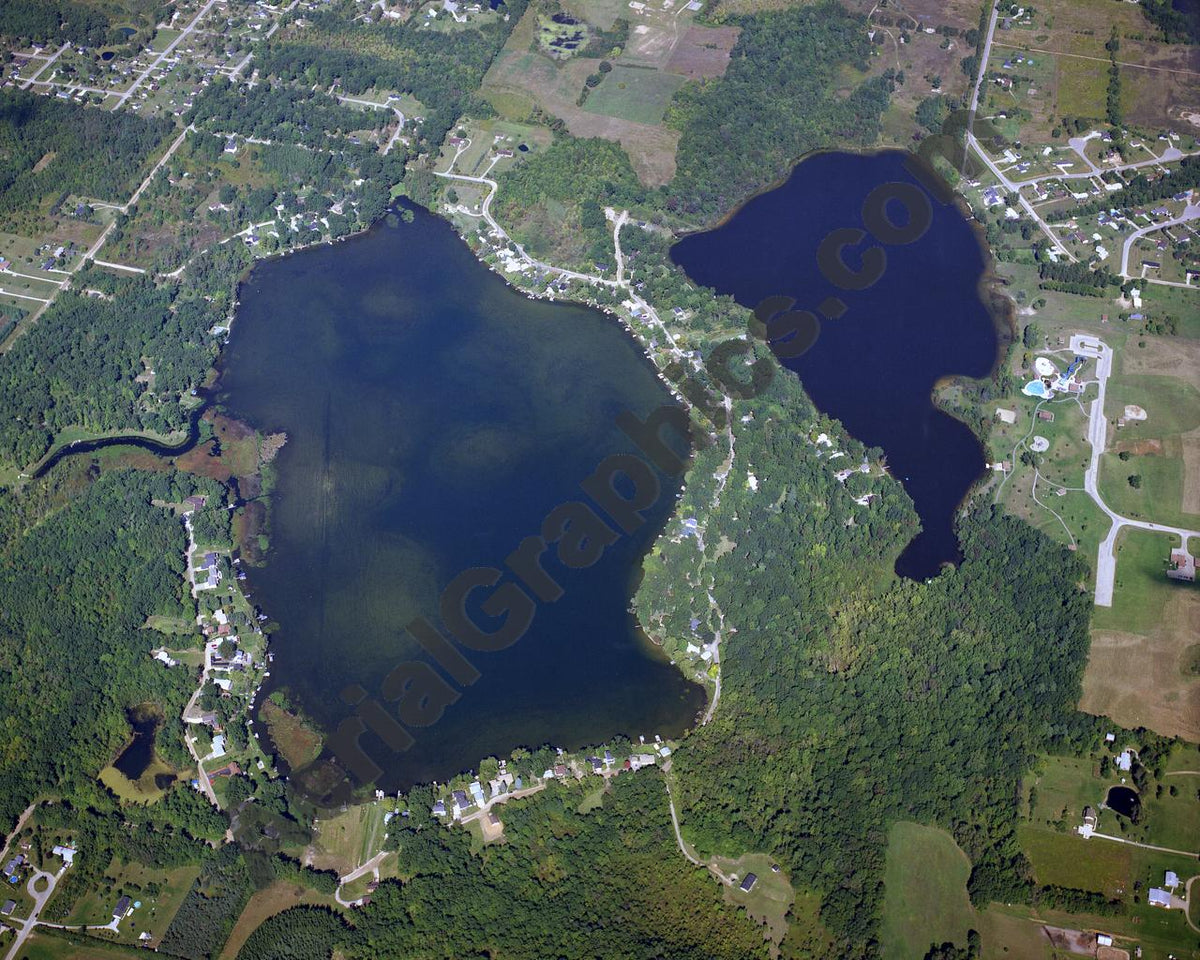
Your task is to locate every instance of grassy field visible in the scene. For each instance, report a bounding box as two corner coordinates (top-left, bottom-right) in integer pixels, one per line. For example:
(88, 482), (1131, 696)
(481, 0), (687, 184)
(709, 851), (796, 953)
(259, 700), (324, 772)
(98, 757), (175, 804)
(1093, 527), (1192, 636)
(306, 802), (390, 876)
(1018, 823), (1132, 894)
(1028, 756), (1108, 827)
(880, 822), (976, 960)
(1096, 369), (1200, 531)
(1082, 527), (1199, 742)
(60, 861), (200, 942)
(1025, 752), (1199, 852)
(584, 65), (685, 125)
(1163, 742), (1200, 774)
(976, 908), (1054, 960)
(19, 930), (150, 960)
(1018, 821), (1199, 945)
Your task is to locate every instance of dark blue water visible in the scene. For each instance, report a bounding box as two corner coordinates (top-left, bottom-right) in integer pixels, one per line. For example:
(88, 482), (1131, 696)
(218, 205), (703, 795)
(1106, 785), (1139, 819)
(672, 151), (1001, 580)
(112, 709), (159, 780)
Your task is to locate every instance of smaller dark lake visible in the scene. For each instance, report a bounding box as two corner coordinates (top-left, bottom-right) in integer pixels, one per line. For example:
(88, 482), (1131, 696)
(112, 707), (161, 781)
(672, 150), (1002, 580)
(1106, 785), (1140, 819)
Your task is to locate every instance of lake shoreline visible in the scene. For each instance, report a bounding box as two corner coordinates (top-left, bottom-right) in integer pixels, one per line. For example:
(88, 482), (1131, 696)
(217, 203), (706, 796)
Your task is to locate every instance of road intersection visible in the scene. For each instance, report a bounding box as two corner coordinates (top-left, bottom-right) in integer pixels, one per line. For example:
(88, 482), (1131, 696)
(1070, 335), (1199, 607)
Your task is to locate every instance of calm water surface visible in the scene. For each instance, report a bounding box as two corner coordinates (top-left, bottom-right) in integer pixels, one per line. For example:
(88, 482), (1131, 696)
(672, 151), (1001, 579)
(218, 205), (703, 791)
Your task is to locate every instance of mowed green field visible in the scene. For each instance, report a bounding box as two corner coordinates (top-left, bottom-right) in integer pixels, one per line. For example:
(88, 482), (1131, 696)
(880, 822), (976, 960)
(1017, 823), (1199, 958)
(583, 65), (685, 125)
(20, 930), (150, 960)
(1028, 755), (1107, 826)
(1096, 373), (1200, 529)
(1093, 526), (1194, 636)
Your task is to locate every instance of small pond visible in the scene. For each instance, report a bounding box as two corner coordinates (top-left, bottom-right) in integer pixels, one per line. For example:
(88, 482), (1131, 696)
(112, 706), (161, 781)
(1106, 785), (1140, 819)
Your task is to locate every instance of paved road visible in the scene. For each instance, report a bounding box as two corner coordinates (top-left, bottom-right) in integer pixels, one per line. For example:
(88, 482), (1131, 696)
(114, 0), (218, 109)
(180, 514), (219, 807)
(19, 43), (68, 90)
(1091, 832), (1198, 859)
(1067, 132), (1103, 175)
(3, 866), (66, 960)
(966, 3), (1000, 123)
(969, 132), (1074, 260)
(1119, 202), (1200, 278)
(435, 159), (621, 289)
(1071, 335), (1200, 606)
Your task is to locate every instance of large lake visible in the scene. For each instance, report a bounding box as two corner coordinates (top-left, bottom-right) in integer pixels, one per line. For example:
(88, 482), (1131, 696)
(218, 205), (703, 793)
(672, 150), (1001, 579)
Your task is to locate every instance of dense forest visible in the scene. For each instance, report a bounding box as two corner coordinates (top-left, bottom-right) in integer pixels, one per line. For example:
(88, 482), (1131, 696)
(0, 469), (223, 830)
(0, 90), (172, 225)
(185, 81), (385, 153)
(235, 772), (767, 960)
(493, 136), (651, 261)
(0, 0), (113, 47)
(0, 249), (246, 468)
(633, 366), (1098, 954)
(665, 2), (894, 221)
(1137, 0), (1200, 43)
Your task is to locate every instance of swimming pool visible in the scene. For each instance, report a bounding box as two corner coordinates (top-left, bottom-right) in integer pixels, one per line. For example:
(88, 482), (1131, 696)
(1022, 379), (1050, 397)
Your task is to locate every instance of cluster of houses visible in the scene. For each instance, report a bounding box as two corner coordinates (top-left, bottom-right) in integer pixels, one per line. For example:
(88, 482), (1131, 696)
(431, 742), (676, 823)
(194, 550), (223, 590)
(1148, 870), (1183, 909)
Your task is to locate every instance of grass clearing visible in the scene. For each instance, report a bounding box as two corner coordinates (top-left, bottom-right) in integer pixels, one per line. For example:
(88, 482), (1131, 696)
(1093, 527), (1194, 636)
(60, 861), (200, 942)
(98, 754), (175, 804)
(977, 906), (1055, 960)
(1028, 756), (1108, 826)
(259, 699), (324, 771)
(880, 822), (976, 960)
(1096, 370), (1200, 530)
(576, 783), (607, 813)
(583, 65), (684, 125)
(710, 852), (794, 952)
(1018, 824), (1132, 895)
(19, 930), (150, 960)
(308, 802), (389, 876)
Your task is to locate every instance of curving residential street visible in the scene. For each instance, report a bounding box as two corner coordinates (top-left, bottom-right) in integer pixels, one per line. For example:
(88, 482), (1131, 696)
(1070, 335), (1200, 606)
